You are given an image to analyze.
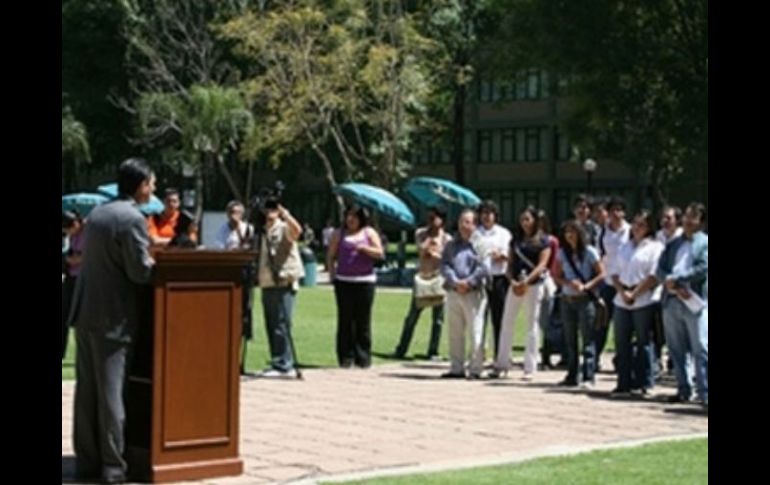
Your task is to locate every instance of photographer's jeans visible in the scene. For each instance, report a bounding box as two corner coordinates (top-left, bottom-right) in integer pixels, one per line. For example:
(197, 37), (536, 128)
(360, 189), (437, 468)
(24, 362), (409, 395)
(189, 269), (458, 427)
(261, 287), (297, 372)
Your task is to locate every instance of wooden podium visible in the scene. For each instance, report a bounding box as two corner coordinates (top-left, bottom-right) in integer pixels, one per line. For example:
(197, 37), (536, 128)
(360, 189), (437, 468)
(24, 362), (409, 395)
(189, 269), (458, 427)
(125, 250), (256, 483)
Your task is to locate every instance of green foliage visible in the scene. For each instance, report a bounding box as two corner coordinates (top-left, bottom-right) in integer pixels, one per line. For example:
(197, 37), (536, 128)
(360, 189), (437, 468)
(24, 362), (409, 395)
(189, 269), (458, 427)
(62, 105), (91, 164)
(62, 0), (133, 168)
(492, 0), (707, 207)
(221, 0), (437, 189)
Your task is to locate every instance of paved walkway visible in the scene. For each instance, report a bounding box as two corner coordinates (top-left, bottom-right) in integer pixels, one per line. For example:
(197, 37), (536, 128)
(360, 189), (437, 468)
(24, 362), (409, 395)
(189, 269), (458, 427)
(62, 357), (707, 484)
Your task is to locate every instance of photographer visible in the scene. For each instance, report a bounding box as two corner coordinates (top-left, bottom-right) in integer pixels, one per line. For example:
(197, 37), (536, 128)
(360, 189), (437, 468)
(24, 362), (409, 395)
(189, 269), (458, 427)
(254, 194), (304, 378)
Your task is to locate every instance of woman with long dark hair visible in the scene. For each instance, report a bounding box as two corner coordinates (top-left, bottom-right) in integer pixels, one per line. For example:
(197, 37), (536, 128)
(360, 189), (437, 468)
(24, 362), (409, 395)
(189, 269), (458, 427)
(553, 220), (605, 387)
(326, 205), (385, 368)
(490, 206), (552, 380)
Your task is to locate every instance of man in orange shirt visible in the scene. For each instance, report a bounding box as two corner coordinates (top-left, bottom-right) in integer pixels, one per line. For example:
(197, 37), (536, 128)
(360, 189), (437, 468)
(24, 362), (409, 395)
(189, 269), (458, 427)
(148, 188), (181, 247)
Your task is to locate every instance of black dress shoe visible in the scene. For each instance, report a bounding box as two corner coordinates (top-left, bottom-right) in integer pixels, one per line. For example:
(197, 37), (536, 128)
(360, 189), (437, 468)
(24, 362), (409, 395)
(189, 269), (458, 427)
(441, 371), (465, 379)
(667, 394), (691, 403)
(557, 379), (578, 387)
(72, 473), (100, 483)
(102, 475), (126, 484)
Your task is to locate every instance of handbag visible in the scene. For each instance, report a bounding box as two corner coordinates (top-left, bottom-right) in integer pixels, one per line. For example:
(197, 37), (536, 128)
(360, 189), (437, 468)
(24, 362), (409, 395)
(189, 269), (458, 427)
(563, 249), (608, 329)
(414, 272), (446, 309)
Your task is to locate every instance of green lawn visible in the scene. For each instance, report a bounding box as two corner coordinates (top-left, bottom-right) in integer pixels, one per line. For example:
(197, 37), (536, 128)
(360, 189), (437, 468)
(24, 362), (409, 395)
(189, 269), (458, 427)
(331, 438), (707, 485)
(62, 286), (615, 379)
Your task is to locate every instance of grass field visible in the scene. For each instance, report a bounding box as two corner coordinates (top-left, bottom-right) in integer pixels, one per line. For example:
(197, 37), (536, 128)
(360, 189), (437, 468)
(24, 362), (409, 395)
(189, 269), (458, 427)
(331, 438), (708, 485)
(62, 286), (615, 379)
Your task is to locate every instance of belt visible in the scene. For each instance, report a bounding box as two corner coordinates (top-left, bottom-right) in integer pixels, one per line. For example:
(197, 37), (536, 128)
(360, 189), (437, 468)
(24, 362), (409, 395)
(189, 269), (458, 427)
(562, 294), (590, 303)
(621, 284), (637, 291)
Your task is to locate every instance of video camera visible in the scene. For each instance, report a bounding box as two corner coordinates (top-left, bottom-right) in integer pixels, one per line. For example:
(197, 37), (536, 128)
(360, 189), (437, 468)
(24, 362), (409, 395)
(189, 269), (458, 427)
(250, 180), (285, 214)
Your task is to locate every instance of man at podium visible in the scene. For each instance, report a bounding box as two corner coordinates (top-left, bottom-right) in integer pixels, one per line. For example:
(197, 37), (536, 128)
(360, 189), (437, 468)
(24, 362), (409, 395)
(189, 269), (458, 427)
(68, 158), (157, 484)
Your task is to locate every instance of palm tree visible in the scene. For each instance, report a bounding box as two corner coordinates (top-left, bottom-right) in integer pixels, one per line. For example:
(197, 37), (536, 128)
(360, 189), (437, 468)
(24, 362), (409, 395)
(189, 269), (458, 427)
(136, 84), (254, 221)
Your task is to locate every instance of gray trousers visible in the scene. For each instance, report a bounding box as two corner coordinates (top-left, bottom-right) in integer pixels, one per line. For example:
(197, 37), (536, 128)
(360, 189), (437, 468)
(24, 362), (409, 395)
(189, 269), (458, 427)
(73, 329), (132, 480)
(446, 290), (488, 375)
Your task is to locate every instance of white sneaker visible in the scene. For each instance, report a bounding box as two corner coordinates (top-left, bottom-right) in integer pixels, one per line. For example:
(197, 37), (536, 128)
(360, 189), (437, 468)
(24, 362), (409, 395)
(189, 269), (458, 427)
(259, 368), (297, 379)
(580, 381), (595, 390)
(522, 373), (534, 382)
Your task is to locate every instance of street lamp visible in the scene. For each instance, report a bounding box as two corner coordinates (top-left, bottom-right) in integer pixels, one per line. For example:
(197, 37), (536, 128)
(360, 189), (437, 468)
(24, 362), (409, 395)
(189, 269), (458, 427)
(583, 158), (598, 194)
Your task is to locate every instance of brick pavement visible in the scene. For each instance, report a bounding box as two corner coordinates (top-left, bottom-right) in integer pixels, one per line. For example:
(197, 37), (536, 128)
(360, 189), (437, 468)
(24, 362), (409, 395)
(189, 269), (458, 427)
(62, 356), (707, 484)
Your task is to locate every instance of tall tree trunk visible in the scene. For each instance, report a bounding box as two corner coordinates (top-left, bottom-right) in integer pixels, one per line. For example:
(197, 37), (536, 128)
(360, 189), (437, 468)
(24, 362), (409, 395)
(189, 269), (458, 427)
(305, 132), (345, 223)
(451, 81), (467, 184)
(214, 152), (243, 202)
(194, 155), (205, 223)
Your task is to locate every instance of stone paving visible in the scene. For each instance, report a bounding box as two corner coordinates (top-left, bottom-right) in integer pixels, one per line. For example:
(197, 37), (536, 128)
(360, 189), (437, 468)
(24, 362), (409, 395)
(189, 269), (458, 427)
(62, 355), (708, 484)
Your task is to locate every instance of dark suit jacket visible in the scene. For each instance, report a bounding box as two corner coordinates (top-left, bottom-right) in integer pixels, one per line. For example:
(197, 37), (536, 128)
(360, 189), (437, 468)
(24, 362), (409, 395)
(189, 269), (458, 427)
(68, 198), (154, 342)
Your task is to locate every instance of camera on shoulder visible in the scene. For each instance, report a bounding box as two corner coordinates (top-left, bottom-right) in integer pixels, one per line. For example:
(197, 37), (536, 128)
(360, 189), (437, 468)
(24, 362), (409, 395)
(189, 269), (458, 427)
(250, 180), (285, 213)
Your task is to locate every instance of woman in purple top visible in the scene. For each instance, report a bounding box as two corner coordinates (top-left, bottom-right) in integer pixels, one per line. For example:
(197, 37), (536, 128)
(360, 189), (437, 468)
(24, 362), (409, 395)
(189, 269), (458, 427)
(62, 210), (85, 360)
(326, 205), (385, 368)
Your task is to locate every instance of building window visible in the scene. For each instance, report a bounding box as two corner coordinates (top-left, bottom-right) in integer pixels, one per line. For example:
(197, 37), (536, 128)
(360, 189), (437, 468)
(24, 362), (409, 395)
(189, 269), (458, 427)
(464, 132), (473, 162)
(516, 75), (528, 99)
(479, 80), (492, 102)
(491, 130), (502, 162)
(554, 128), (571, 161)
(478, 130), (492, 163)
(476, 70), (551, 102)
(501, 191), (514, 226)
(540, 128), (551, 161)
(527, 70), (541, 99)
(523, 190), (540, 209)
(441, 144), (451, 164)
(525, 128), (540, 161)
(492, 81), (502, 102)
(502, 129), (515, 162)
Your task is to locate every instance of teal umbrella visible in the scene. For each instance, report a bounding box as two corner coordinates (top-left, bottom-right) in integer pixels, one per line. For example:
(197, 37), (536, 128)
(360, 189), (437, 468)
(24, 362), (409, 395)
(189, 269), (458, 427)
(403, 177), (481, 210)
(332, 183), (415, 228)
(97, 182), (164, 215)
(62, 192), (110, 217)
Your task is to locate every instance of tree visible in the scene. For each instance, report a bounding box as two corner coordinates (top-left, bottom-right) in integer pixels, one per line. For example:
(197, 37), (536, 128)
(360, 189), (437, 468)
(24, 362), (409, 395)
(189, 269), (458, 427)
(221, 0), (435, 214)
(62, 0), (133, 172)
(62, 104), (91, 192)
(492, 0), (707, 209)
(413, 0), (497, 185)
(135, 85), (254, 221)
(115, 0), (256, 216)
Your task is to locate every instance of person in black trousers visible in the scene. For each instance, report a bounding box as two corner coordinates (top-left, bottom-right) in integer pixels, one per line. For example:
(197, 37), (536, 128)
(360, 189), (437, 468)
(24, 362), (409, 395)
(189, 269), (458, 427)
(326, 206), (384, 368)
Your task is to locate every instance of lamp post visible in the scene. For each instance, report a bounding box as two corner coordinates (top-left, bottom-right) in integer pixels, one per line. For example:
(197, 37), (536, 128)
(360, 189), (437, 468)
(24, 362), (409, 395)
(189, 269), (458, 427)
(583, 158), (598, 194)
